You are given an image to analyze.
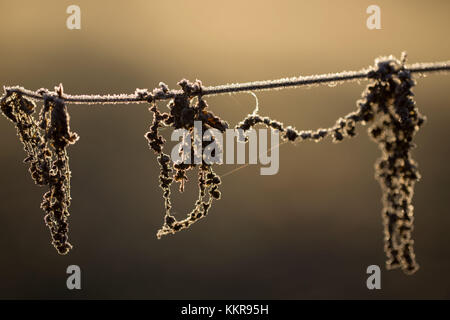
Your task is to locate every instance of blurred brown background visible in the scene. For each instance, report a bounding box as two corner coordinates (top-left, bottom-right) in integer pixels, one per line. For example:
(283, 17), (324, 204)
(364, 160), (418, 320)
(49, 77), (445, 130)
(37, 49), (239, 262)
(0, 0), (449, 299)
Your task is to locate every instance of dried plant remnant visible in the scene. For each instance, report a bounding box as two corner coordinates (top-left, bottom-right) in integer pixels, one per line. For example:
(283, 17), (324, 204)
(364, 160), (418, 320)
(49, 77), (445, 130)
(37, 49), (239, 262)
(235, 54), (423, 274)
(144, 80), (227, 238)
(1, 85), (78, 254)
(366, 55), (425, 274)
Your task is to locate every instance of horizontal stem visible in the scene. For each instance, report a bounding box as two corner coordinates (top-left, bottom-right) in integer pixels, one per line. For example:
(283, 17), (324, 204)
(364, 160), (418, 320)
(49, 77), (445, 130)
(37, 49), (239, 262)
(4, 61), (450, 105)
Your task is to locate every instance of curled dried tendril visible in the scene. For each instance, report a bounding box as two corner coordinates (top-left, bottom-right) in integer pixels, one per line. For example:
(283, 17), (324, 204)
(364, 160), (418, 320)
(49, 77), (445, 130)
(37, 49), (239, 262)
(144, 80), (227, 239)
(1, 85), (78, 254)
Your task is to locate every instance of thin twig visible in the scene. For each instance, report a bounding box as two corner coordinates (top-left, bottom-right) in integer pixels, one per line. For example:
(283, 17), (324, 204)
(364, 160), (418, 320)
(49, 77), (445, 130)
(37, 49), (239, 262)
(4, 61), (450, 105)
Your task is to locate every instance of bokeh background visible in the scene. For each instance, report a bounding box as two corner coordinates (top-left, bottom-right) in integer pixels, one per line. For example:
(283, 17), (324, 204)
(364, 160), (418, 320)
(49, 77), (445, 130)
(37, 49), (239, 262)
(0, 0), (449, 299)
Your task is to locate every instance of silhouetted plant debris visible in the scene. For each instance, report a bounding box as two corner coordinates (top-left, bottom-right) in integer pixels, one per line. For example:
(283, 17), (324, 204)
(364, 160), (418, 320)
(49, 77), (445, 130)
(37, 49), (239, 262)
(368, 55), (425, 274)
(144, 80), (227, 238)
(235, 54), (423, 274)
(1, 55), (448, 275)
(1, 84), (78, 254)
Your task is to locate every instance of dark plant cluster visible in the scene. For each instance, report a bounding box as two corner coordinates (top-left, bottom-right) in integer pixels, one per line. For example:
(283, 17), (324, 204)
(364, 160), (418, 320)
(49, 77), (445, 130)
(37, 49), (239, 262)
(144, 80), (227, 239)
(1, 85), (78, 254)
(235, 54), (424, 274)
(367, 56), (425, 274)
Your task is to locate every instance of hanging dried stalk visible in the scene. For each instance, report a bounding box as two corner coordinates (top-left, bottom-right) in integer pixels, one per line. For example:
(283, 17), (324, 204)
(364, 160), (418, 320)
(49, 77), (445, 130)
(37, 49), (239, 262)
(1, 85), (78, 254)
(144, 80), (226, 238)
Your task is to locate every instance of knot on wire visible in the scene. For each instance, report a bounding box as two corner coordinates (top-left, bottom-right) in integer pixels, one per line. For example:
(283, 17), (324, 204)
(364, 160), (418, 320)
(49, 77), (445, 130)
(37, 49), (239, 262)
(367, 53), (409, 82)
(135, 88), (154, 103)
(178, 79), (203, 98)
